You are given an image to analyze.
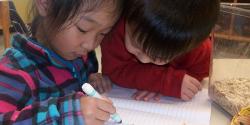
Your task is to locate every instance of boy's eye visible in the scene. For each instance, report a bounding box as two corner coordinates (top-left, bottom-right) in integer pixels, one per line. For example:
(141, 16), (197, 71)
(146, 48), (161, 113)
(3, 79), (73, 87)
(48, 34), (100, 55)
(100, 30), (111, 36)
(77, 26), (87, 33)
(100, 33), (107, 36)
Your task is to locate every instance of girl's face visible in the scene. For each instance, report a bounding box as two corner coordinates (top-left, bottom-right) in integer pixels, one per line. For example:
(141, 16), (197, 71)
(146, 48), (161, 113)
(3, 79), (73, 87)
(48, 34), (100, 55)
(49, 6), (118, 60)
(125, 23), (169, 65)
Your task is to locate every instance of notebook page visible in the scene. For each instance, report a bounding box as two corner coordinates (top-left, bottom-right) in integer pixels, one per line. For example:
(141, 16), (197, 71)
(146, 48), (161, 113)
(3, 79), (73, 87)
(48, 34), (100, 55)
(106, 86), (211, 125)
(105, 107), (193, 125)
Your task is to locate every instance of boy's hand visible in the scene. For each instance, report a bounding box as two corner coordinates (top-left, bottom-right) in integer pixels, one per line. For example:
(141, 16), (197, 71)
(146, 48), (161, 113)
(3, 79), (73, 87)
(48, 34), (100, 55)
(132, 90), (161, 101)
(181, 74), (202, 101)
(89, 73), (113, 94)
(80, 96), (115, 125)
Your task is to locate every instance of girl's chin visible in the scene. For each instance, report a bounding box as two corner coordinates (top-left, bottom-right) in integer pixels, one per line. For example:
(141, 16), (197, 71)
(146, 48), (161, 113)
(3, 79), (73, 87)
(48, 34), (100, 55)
(62, 55), (78, 60)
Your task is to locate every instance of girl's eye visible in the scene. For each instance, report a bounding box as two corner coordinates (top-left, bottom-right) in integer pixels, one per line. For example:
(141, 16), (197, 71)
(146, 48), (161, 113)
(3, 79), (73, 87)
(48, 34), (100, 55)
(77, 26), (87, 33)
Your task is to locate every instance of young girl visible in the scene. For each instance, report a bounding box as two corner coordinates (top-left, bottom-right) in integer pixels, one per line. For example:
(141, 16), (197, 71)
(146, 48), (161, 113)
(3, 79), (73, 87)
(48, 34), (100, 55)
(101, 0), (220, 101)
(0, 0), (123, 125)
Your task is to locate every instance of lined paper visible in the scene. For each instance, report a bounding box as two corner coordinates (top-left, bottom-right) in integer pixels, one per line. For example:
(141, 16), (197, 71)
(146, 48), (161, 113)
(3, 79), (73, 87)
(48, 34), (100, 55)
(105, 86), (211, 125)
(105, 107), (188, 125)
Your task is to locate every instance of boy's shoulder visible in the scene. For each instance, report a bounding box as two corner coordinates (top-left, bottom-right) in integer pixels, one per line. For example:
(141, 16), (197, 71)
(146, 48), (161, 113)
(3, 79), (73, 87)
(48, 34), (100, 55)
(191, 37), (211, 52)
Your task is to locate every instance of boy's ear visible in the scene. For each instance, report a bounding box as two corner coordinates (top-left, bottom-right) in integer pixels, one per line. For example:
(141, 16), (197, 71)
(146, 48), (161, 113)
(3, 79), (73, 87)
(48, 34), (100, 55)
(35, 0), (49, 16)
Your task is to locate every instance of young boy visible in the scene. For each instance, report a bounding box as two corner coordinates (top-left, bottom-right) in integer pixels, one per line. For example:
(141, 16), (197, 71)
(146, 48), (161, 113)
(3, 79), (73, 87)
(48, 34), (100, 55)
(101, 0), (220, 101)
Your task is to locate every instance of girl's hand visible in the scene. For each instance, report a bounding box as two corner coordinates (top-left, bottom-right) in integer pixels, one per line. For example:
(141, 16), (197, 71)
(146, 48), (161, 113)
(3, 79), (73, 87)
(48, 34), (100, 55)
(89, 73), (113, 94)
(80, 96), (116, 125)
(181, 74), (202, 101)
(132, 90), (161, 101)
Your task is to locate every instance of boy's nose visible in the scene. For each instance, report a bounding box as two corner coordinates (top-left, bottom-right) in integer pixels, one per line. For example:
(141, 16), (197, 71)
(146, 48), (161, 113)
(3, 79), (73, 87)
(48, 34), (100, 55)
(137, 55), (151, 63)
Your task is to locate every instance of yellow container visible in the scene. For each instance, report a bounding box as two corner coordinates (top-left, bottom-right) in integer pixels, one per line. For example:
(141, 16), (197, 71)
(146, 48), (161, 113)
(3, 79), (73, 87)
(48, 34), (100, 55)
(231, 105), (250, 125)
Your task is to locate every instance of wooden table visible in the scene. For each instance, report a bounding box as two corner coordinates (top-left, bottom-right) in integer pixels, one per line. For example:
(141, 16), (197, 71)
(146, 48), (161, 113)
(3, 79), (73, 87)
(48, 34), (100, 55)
(0, 1), (10, 49)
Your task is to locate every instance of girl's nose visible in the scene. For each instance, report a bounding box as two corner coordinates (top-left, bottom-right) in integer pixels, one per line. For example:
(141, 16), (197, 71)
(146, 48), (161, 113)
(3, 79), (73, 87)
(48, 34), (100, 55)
(81, 36), (97, 51)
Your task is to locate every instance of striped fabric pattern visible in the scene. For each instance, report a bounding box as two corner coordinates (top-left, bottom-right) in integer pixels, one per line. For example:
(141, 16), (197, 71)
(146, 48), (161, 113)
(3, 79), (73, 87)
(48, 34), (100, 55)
(0, 34), (98, 124)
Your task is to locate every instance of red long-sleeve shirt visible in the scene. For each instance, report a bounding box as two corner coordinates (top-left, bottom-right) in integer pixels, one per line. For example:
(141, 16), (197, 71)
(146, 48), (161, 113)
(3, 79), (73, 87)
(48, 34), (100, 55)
(101, 18), (211, 98)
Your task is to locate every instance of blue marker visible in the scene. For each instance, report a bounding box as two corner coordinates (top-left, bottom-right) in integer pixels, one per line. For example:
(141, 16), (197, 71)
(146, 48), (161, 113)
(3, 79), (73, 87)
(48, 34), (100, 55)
(82, 83), (123, 124)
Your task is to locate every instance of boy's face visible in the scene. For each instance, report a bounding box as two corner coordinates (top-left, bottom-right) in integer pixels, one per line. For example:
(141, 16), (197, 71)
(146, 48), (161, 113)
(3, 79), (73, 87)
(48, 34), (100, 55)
(49, 5), (118, 60)
(125, 23), (169, 65)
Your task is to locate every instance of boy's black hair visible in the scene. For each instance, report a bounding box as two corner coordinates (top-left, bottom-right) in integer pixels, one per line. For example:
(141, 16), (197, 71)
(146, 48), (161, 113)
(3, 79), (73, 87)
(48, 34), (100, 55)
(31, 0), (124, 37)
(125, 0), (220, 61)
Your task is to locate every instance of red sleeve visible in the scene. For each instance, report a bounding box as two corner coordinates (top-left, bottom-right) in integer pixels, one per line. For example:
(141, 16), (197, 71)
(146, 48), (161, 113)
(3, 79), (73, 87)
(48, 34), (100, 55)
(172, 38), (212, 81)
(101, 18), (211, 98)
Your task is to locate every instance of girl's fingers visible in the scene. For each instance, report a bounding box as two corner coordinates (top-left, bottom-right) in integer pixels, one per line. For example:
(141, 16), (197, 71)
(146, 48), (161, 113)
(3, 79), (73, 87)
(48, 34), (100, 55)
(102, 76), (112, 93)
(90, 81), (97, 90)
(99, 82), (105, 94)
(96, 98), (116, 114)
(95, 108), (111, 121)
(84, 118), (105, 125)
(99, 96), (113, 104)
(89, 73), (105, 93)
(81, 96), (112, 125)
(97, 74), (109, 94)
(106, 77), (113, 91)
(95, 74), (105, 94)
(95, 120), (105, 125)
(95, 83), (103, 94)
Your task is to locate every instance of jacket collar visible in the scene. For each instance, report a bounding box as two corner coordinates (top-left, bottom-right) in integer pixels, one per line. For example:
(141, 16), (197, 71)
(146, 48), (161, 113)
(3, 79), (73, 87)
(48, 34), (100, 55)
(11, 33), (85, 80)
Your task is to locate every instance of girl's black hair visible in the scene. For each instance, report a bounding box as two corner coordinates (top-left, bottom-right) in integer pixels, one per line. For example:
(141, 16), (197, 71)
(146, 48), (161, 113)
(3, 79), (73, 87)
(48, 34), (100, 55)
(31, 0), (124, 37)
(125, 0), (220, 61)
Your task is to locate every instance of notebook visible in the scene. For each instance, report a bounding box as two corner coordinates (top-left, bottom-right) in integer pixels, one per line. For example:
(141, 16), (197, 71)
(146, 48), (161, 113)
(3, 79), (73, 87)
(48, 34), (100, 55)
(104, 86), (212, 125)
